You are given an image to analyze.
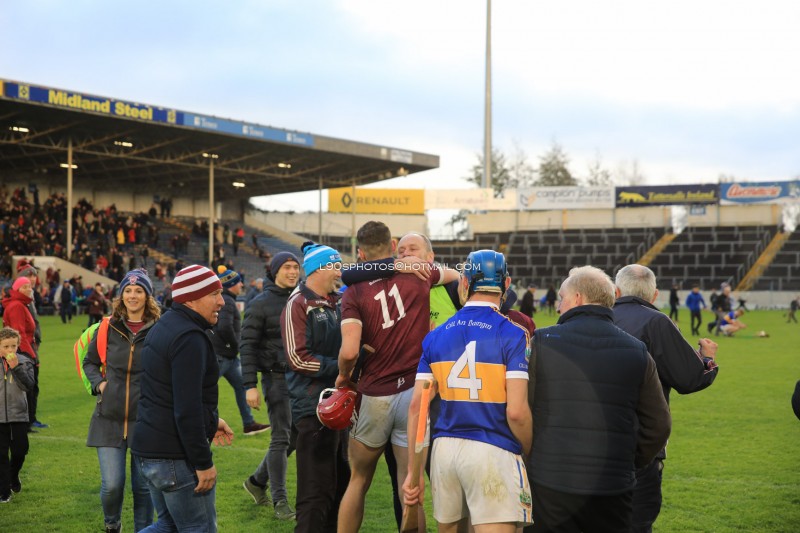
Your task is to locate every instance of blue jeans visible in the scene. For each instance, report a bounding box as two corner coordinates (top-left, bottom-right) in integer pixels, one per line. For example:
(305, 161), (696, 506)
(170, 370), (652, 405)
(135, 457), (217, 533)
(218, 357), (254, 427)
(252, 372), (294, 503)
(97, 445), (154, 531)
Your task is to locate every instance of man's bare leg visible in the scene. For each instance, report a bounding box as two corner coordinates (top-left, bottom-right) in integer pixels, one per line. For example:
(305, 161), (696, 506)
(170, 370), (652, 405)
(337, 438), (383, 533)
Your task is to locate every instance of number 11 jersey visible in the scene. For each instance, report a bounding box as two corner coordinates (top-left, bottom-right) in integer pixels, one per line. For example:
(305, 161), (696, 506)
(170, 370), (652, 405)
(341, 267), (442, 396)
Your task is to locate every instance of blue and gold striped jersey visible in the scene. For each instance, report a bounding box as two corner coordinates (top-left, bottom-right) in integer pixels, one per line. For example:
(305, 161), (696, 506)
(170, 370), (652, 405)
(417, 301), (529, 454)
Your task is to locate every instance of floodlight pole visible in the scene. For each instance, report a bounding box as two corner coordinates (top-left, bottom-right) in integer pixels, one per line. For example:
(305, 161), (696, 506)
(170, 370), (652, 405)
(482, 0), (492, 191)
(351, 181), (357, 259)
(318, 176), (323, 242)
(208, 158), (214, 266)
(67, 138), (73, 260)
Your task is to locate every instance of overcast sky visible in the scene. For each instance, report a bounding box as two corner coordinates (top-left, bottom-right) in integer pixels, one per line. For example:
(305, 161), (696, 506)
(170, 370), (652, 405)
(2, 0), (798, 219)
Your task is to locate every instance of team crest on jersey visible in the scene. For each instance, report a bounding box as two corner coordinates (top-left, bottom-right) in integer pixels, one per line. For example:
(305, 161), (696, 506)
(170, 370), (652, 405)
(525, 345), (531, 362)
(397, 377), (405, 389)
(519, 491), (532, 508)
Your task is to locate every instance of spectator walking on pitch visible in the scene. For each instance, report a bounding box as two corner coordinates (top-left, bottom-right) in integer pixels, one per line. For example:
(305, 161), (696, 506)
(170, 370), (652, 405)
(685, 285), (707, 336)
(668, 284), (680, 322)
(83, 269), (159, 533)
(786, 296), (799, 324)
(614, 264), (719, 533)
(526, 266), (671, 532)
(241, 252), (301, 521)
(210, 266), (270, 437)
(131, 265), (235, 533)
(12, 260), (46, 431)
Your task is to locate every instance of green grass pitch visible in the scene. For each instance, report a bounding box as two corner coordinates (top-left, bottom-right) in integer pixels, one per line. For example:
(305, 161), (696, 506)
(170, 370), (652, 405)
(2, 310), (798, 531)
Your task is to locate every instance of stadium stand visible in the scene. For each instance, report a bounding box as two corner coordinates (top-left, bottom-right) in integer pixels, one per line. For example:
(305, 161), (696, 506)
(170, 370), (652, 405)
(752, 230), (800, 291)
(648, 225), (779, 290)
(431, 225), (792, 292)
(434, 227), (665, 289)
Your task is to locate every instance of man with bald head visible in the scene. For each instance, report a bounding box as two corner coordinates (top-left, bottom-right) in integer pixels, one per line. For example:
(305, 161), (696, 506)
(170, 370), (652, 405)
(526, 266), (671, 533)
(614, 264), (719, 533)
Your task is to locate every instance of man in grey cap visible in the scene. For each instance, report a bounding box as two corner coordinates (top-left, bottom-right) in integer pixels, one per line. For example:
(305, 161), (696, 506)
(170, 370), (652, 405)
(240, 252), (301, 520)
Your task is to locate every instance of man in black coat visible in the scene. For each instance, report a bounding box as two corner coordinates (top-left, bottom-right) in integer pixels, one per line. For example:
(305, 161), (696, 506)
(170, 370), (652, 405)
(526, 266), (671, 533)
(614, 264), (719, 533)
(519, 284), (537, 317)
(240, 252), (301, 521)
(211, 267), (269, 437)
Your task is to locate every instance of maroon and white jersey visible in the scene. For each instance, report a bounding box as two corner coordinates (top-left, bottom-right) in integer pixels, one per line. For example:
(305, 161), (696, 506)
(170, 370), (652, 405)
(341, 267), (442, 396)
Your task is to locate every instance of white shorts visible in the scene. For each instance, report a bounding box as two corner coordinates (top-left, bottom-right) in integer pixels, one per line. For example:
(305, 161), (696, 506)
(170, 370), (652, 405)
(430, 437), (533, 527)
(351, 388), (423, 448)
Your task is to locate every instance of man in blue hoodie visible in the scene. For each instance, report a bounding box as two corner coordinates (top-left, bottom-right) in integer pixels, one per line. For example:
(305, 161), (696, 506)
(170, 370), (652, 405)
(685, 285), (707, 336)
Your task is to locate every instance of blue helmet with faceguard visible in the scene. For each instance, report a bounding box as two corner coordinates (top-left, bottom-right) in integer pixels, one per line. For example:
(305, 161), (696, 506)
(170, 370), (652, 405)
(462, 249), (508, 295)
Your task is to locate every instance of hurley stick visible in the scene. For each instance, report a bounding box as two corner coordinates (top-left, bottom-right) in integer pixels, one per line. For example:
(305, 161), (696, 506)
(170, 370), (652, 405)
(400, 380), (432, 532)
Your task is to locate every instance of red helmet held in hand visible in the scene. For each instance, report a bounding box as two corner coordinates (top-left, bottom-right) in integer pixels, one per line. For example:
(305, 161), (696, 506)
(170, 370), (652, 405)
(316, 387), (358, 430)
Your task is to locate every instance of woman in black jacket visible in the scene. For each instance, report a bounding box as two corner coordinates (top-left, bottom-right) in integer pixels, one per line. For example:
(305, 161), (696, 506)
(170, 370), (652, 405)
(83, 269), (159, 533)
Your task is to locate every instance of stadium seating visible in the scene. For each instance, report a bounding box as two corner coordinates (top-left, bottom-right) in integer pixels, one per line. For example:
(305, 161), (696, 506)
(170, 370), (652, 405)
(432, 225), (786, 291)
(649, 225), (778, 290)
(433, 227), (665, 289)
(752, 230), (800, 291)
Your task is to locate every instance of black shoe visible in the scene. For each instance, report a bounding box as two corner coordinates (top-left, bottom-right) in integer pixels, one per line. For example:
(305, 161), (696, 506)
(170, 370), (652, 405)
(27, 427), (38, 434)
(10, 476), (21, 493)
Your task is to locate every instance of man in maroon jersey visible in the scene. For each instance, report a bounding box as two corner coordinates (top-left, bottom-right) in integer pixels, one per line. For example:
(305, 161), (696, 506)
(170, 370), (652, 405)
(335, 222), (458, 533)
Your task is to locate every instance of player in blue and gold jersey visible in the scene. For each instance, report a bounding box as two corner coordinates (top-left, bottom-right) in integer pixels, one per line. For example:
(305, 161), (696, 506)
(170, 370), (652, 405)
(403, 250), (533, 532)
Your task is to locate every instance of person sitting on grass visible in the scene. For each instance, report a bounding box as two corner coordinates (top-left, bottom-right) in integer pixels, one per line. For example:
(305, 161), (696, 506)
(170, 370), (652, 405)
(0, 327), (35, 504)
(720, 309), (747, 337)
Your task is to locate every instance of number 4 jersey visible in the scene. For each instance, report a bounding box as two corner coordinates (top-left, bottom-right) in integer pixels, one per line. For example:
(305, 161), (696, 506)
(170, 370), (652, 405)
(417, 301), (530, 454)
(341, 267), (442, 396)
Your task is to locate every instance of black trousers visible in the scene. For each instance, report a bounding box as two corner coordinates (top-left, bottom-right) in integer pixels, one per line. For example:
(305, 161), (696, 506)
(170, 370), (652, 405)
(525, 483), (633, 533)
(293, 416), (350, 533)
(0, 422), (29, 497)
(690, 310), (703, 335)
(26, 364), (39, 425)
(669, 305), (679, 321)
(631, 460), (663, 533)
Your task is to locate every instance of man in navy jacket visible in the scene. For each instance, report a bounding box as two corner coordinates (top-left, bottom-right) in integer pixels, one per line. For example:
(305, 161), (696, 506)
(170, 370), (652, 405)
(132, 265), (234, 533)
(614, 264), (719, 533)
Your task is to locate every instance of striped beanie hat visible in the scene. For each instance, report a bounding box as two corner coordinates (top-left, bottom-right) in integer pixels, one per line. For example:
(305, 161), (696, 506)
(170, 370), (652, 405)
(172, 265), (223, 304)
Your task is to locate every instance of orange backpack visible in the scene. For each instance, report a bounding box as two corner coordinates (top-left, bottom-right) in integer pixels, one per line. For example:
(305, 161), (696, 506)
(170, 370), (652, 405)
(73, 317), (110, 394)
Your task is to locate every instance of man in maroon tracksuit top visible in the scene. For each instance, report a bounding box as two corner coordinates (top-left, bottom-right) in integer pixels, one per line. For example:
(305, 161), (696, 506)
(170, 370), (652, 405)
(282, 242), (350, 533)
